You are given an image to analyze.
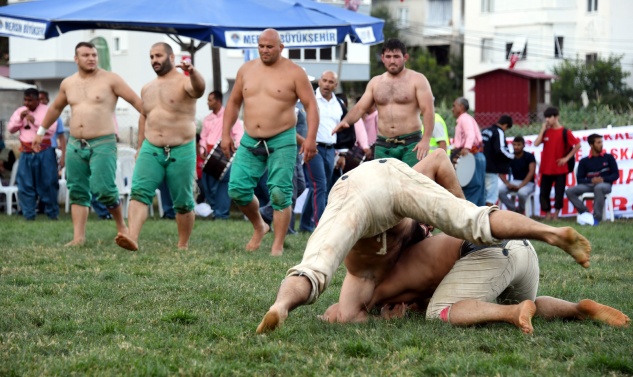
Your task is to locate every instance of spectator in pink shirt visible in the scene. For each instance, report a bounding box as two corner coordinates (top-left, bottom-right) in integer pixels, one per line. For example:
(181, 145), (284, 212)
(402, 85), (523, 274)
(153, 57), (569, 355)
(200, 90), (244, 219)
(8, 88), (59, 220)
(359, 97), (378, 158)
(451, 97), (486, 206)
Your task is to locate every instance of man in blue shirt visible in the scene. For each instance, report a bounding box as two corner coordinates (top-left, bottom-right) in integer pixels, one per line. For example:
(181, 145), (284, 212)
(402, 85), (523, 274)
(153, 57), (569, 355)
(566, 134), (619, 225)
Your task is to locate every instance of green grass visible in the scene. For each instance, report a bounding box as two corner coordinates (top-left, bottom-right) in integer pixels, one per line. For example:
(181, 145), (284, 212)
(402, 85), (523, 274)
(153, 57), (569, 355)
(1, 213), (632, 376)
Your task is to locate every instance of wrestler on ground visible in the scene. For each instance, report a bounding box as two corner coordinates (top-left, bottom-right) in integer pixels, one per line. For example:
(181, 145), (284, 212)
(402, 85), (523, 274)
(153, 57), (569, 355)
(332, 38), (434, 166)
(115, 42), (205, 252)
(33, 41), (143, 246)
(221, 29), (319, 256)
(256, 151), (592, 333)
(321, 234), (628, 333)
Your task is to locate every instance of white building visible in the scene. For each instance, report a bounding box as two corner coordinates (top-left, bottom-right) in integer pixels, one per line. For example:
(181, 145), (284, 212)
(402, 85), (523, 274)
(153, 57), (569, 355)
(463, 0), (633, 108)
(5, 0), (374, 144)
(373, 0), (463, 64)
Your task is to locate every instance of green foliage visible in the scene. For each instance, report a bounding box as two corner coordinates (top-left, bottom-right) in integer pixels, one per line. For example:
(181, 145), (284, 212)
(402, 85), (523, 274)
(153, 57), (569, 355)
(552, 55), (633, 112)
(0, 214), (632, 375)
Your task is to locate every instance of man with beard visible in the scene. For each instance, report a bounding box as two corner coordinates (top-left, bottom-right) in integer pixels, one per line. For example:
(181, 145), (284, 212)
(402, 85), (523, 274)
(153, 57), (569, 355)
(33, 42), (143, 246)
(221, 29), (319, 256)
(332, 39), (434, 166)
(320, 233), (629, 333)
(256, 152), (592, 333)
(115, 42), (205, 251)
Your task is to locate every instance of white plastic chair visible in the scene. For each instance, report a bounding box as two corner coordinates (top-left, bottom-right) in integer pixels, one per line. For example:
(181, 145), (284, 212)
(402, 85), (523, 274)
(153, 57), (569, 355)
(58, 167), (67, 207)
(579, 192), (615, 222)
(0, 160), (19, 215)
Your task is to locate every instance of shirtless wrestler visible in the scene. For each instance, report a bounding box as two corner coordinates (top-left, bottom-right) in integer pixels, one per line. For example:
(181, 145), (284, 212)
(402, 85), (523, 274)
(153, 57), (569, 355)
(332, 38), (434, 166)
(33, 41), (143, 247)
(320, 234), (628, 333)
(115, 42), (205, 251)
(256, 151), (592, 333)
(221, 29), (319, 256)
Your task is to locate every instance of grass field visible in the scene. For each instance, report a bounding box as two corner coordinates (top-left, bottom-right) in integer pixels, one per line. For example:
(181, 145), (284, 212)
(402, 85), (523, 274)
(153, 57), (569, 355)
(1, 213), (632, 376)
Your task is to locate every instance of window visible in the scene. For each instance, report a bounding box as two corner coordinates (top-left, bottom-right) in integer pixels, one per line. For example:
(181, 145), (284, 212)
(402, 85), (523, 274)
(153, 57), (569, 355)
(112, 31), (128, 54)
(319, 47), (332, 61)
(506, 38), (527, 60)
(481, 38), (493, 62)
(398, 7), (409, 28)
(481, 0), (494, 13)
(288, 49), (301, 60)
(304, 49), (317, 60)
(554, 36), (564, 58)
(587, 0), (598, 12)
(586, 53), (598, 64)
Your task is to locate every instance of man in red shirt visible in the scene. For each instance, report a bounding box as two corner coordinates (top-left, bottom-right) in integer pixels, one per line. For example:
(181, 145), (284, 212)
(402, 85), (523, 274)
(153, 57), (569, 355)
(534, 107), (581, 220)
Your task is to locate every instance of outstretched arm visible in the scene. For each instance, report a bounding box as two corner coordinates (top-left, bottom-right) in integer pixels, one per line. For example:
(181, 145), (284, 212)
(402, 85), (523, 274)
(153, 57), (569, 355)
(179, 61), (206, 98)
(333, 79), (375, 134)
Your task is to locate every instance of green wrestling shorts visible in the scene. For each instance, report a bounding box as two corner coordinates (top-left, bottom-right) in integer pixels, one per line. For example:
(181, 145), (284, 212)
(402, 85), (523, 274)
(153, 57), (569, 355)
(374, 131), (422, 167)
(229, 127), (296, 210)
(66, 134), (119, 208)
(131, 139), (196, 213)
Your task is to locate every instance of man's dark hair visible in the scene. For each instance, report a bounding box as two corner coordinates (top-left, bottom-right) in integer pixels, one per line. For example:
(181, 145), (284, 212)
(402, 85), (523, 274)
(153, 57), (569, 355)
(588, 133), (602, 146)
(24, 88), (39, 98)
(513, 136), (525, 144)
(39, 90), (49, 100)
(75, 42), (96, 55)
(456, 97), (469, 112)
(543, 106), (559, 118)
(497, 114), (513, 128)
(209, 90), (223, 102)
(381, 38), (407, 55)
(152, 42), (174, 55)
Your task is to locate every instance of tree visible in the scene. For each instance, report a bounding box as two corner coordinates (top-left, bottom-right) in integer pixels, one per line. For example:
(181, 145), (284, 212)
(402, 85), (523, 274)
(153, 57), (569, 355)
(552, 55), (633, 112)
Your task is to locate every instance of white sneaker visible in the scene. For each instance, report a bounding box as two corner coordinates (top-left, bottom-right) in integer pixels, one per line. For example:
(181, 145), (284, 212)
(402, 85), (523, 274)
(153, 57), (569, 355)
(577, 212), (594, 226)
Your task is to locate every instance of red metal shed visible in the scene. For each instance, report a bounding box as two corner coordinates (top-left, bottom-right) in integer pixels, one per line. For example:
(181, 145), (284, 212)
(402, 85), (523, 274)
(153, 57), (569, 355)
(468, 68), (557, 126)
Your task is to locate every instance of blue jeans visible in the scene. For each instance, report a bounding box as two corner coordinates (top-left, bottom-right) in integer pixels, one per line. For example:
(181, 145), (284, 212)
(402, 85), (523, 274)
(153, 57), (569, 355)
(300, 145), (335, 232)
(201, 167), (232, 219)
(91, 195), (110, 218)
(16, 148), (59, 219)
(158, 179), (175, 219)
(462, 152), (486, 207)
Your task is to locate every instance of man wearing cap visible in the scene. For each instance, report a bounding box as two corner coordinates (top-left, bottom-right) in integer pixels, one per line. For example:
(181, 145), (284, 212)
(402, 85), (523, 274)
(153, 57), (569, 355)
(482, 115), (514, 206)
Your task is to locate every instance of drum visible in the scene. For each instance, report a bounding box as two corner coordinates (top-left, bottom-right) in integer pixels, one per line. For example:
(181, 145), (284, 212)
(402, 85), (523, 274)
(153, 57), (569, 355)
(455, 152), (476, 187)
(203, 143), (234, 180)
(343, 145), (366, 173)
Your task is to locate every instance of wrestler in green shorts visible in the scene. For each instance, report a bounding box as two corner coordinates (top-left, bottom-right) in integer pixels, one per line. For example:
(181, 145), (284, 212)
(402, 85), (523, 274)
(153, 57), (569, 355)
(374, 131), (423, 167)
(229, 127), (296, 211)
(131, 140), (196, 213)
(66, 134), (120, 208)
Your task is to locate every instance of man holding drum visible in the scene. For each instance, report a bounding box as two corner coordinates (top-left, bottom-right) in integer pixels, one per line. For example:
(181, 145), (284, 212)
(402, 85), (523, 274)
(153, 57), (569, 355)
(115, 42), (205, 251)
(200, 90), (243, 220)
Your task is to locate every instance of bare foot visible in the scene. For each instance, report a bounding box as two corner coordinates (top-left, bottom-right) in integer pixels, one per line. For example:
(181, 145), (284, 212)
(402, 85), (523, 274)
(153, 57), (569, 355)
(64, 238), (85, 247)
(545, 213), (552, 221)
(553, 227), (591, 268)
(245, 223), (270, 251)
(271, 247), (283, 257)
(577, 299), (630, 327)
(178, 243), (188, 250)
(115, 233), (139, 251)
(256, 307), (287, 334)
(318, 303), (340, 323)
(512, 300), (537, 334)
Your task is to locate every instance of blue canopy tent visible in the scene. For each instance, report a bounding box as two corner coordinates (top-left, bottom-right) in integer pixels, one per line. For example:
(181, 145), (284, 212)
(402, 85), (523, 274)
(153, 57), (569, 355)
(0, 0), (383, 88)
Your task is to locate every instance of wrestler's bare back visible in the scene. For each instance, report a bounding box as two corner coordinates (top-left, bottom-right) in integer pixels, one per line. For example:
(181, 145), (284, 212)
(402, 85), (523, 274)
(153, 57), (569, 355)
(371, 69), (432, 138)
(62, 70), (124, 140)
(142, 73), (197, 147)
(239, 58), (302, 138)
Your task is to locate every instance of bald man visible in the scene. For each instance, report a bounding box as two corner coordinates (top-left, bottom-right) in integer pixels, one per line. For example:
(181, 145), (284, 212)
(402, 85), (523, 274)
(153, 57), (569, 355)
(221, 29), (319, 256)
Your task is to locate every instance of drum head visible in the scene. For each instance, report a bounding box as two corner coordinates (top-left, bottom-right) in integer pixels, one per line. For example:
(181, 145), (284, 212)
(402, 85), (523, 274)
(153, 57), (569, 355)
(455, 153), (476, 187)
